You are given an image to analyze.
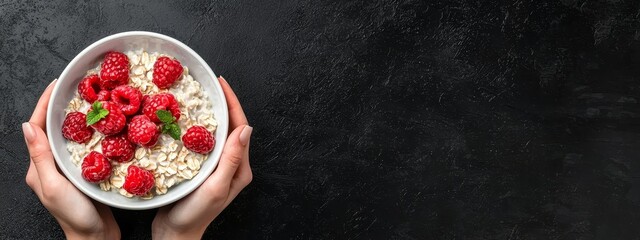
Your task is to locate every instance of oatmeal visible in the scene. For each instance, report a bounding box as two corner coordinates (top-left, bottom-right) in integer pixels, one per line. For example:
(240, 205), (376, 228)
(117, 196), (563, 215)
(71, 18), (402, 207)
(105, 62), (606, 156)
(64, 50), (217, 199)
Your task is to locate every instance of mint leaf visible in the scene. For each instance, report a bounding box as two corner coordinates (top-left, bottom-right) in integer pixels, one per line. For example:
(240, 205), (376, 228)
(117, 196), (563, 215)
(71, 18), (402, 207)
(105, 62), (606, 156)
(161, 124), (171, 133)
(161, 123), (181, 140)
(86, 102), (109, 125)
(156, 110), (175, 124)
(156, 110), (180, 139)
(168, 124), (181, 140)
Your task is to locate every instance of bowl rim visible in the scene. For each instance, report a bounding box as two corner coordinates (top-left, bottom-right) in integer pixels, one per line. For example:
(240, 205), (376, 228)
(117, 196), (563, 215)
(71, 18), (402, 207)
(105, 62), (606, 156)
(46, 31), (228, 210)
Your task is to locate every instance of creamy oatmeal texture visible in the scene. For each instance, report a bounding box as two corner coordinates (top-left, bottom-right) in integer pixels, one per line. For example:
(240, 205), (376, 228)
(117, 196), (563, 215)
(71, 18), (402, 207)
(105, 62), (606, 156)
(65, 50), (217, 199)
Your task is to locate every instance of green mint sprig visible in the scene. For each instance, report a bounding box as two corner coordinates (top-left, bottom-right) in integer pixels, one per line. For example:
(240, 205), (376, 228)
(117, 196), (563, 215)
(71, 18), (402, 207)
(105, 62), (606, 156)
(156, 110), (181, 140)
(86, 101), (109, 125)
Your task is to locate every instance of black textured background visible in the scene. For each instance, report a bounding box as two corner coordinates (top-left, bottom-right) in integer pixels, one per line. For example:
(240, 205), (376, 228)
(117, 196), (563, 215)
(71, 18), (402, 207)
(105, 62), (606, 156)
(2, 0), (640, 239)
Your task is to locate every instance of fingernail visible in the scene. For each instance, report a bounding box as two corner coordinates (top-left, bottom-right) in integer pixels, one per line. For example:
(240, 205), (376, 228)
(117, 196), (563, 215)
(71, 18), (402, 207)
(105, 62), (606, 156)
(239, 125), (253, 146)
(219, 75), (226, 82)
(22, 122), (36, 143)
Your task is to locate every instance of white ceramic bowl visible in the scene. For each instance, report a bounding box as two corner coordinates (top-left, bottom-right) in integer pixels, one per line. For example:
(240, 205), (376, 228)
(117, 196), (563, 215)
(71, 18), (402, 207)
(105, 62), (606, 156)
(46, 31), (228, 210)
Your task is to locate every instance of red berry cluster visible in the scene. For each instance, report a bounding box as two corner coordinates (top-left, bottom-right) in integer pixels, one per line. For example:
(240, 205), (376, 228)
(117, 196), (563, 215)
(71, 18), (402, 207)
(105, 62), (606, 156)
(62, 51), (215, 197)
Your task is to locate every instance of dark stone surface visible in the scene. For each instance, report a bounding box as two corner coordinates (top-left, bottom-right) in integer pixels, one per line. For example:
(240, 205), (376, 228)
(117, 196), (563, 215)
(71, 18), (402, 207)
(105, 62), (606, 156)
(2, 0), (640, 239)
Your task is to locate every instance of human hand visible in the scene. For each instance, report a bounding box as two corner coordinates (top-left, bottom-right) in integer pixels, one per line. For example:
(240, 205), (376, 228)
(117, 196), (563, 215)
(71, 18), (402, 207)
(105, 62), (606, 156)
(152, 76), (253, 239)
(23, 80), (121, 240)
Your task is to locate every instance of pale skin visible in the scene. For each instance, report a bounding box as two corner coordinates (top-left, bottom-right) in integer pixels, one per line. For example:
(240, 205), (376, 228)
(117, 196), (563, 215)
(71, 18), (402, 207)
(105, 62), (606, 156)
(23, 76), (252, 240)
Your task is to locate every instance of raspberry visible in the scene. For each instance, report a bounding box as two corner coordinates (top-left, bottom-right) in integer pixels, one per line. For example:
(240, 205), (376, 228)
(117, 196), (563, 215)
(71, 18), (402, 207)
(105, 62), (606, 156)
(152, 56), (183, 89)
(99, 51), (129, 90)
(111, 85), (142, 115)
(123, 165), (154, 196)
(101, 134), (135, 163)
(90, 101), (126, 135)
(142, 93), (180, 123)
(97, 90), (111, 101)
(81, 151), (112, 183)
(141, 130), (160, 148)
(62, 112), (94, 143)
(182, 126), (215, 154)
(77, 74), (101, 103)
(127, 115), (160, 147)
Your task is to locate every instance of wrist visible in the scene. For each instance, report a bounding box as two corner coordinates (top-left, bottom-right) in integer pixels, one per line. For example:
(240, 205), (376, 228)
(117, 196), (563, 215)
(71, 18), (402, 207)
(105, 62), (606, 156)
(61, 224), (120, 240)
(152, 219), (205, 240)
(64, 230), (111, 240)
(152, 229), (203, 240)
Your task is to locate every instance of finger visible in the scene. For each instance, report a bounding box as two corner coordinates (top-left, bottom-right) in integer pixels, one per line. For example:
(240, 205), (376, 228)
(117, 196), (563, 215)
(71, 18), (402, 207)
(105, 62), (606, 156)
(209, 125), (252, 186)
(26, 161), (43, 198)
(94, 202), (113, 220)
(29, 80), (57, 130)
(25, 79), (55, 192)
(22, 122), (61, 186)
(218, 76), (249, 130)
(93, 201), (119, 236)
(224, 151), (253, 208)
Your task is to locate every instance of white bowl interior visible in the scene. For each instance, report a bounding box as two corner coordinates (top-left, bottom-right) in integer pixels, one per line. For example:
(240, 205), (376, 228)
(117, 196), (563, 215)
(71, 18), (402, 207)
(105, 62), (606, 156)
(46, 31), (228, 210)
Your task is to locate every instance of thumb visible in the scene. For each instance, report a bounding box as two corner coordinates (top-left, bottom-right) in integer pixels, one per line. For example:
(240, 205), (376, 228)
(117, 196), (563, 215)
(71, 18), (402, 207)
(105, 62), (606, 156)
(211, 125), (252, 185)
(22, 122), (60, 183)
